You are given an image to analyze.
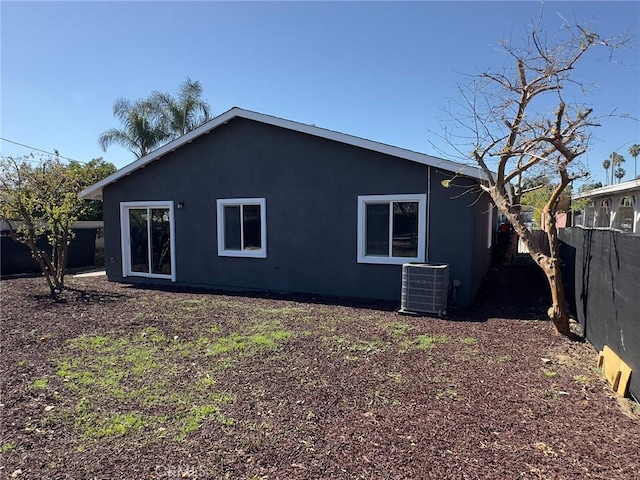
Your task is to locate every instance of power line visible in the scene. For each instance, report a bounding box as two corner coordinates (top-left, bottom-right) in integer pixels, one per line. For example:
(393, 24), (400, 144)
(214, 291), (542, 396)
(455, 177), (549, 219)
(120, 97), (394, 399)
(0, 137), (88, 164)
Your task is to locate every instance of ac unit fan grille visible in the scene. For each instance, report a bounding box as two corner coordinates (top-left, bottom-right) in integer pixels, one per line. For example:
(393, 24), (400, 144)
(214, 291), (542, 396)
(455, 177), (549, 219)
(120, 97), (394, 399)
(400, 263), (449, 316)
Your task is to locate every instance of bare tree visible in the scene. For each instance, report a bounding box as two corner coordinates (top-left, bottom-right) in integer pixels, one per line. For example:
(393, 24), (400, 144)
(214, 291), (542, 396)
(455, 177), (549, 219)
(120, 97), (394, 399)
(442, 15), (628, 336)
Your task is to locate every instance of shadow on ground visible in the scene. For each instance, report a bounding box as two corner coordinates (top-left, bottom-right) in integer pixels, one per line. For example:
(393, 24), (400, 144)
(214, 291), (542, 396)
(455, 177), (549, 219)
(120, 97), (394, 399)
(119, 263), (551, 323)
(451, 263), (551, 322)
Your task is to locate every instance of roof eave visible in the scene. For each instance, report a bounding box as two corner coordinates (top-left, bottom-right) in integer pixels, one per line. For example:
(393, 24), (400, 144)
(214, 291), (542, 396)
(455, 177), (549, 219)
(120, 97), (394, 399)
(572, 179), (640, 200)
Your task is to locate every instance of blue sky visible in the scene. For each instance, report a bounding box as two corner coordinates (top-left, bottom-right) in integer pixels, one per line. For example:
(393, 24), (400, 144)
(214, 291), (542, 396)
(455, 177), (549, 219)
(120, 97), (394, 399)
(1, 1), (639, 187)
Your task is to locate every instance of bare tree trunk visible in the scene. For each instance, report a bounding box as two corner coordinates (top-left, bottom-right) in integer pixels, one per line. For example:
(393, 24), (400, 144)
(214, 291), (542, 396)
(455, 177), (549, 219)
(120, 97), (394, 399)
(542, 203), (571, 336)
(6, 224), (64, 296)
(490, 187), (571, 335)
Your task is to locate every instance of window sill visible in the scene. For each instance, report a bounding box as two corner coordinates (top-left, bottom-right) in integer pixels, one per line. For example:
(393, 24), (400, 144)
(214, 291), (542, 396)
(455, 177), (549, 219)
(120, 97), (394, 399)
(218, 250), (267, 259)
(357, 255), (424, 265)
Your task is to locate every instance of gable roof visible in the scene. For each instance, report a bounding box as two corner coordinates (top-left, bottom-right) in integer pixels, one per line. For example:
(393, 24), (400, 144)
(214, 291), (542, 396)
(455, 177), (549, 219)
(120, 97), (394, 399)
(79, 107), (487, 200)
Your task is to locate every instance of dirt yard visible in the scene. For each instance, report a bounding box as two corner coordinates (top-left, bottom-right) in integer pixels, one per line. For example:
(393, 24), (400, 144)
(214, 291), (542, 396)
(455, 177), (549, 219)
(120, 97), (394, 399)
(1, 266), (638, 479)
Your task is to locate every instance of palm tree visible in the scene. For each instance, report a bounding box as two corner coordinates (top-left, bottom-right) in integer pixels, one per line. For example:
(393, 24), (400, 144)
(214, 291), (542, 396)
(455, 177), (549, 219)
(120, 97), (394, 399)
(614, 166), (626, 183)
(602, 158), (611, 185)
(98, 98), (169, 159)
(608, 152), (625, 185)
(629, 144), (640, 179)
(150, 78), (212, 140)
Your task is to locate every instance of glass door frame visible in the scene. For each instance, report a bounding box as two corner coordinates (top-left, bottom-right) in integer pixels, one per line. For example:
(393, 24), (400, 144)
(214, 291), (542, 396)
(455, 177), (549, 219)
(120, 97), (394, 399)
(120, 201), (176, 281)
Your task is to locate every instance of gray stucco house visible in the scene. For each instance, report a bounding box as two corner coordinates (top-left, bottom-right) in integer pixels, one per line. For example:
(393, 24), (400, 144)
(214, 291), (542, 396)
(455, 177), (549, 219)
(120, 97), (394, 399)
(80, 107), (495, 307)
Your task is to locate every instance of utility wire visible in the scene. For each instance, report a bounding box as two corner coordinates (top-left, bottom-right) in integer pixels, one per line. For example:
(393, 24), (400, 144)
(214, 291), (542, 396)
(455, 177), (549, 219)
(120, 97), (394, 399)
(0, 137), (89, 164)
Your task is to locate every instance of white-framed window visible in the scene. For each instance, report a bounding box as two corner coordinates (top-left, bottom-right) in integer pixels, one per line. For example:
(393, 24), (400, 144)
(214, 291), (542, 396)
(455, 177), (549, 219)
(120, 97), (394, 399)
(357, 194), (427, 265)
(216, 198), (267, 258)
(120, 201), (176, 281)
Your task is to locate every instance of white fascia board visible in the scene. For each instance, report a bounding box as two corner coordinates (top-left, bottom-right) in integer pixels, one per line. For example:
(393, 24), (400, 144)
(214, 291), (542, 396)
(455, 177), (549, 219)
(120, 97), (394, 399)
(78, 107), (488, 200)
(572, 179), (640, 200)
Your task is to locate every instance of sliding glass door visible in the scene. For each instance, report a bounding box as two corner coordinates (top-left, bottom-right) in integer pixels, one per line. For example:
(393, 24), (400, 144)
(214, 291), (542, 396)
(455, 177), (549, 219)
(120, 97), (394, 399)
(121, 202), (175, 280)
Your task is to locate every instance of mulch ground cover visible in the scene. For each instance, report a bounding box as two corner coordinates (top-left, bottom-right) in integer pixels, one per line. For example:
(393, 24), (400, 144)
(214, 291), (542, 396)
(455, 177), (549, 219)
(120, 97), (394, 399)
(1, 265), (638, 480)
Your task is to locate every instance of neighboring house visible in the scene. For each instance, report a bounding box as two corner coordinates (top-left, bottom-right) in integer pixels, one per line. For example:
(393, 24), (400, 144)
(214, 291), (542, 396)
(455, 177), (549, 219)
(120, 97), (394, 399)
(572, 179), (640, 234)
(80, 107), (496, 307)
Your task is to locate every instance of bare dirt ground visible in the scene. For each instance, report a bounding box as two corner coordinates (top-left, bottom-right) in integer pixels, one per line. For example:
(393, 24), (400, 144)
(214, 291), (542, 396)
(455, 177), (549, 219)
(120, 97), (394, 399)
(1, 266), (638, 480)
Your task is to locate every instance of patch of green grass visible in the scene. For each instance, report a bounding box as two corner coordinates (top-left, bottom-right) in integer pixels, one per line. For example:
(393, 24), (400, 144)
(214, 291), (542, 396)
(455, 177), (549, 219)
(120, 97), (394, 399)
(84, 412), (147, 438)
(494, 355), (510, 364)
(413, 334), (450, 350)
(125, 347), (161, 375)
(383, 322), (414, 339)
(436, 388), (459, 400)
(206, 330), (292, 356)
(0, 442), (15, 453)
(134, 326), (166, 344)
(459, 337), (477, 345)
(331, 336), (387, 355)
(53, 316), (293, 445)
(196, 375), (217, 390)
(178, 298), (208, 312)
(176, 395), (235, 440)
(67, 334), (112, 351)
(573, 374), (591, 386)
(366, 390), (397, 407)
(17, 359), (26, 367)
(32, 378), (48, 390)
(542, 370), (558, 379)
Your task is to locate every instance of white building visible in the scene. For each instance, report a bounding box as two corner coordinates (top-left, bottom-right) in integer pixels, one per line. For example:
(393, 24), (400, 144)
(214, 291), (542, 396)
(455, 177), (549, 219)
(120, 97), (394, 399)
(572, 179), (640, 234)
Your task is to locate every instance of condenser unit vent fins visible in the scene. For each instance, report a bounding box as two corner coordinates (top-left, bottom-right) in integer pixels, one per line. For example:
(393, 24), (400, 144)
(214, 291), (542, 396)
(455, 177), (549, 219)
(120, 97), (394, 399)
(400, 263), (449, 316)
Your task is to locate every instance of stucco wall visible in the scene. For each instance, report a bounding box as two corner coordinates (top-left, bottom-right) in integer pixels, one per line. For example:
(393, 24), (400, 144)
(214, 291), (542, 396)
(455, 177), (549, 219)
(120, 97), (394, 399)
(103, 117), (491, 306)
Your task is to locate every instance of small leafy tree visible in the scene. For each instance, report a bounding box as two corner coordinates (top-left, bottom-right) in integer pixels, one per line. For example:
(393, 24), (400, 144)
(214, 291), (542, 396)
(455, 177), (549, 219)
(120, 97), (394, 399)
(0, 154), (115, 295)
(68, 158), (117, 220)
(442, 15), (628, 336)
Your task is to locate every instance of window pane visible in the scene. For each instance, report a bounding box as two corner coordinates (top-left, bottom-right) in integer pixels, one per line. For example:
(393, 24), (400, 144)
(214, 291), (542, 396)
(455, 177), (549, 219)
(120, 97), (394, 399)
(596, 205), (610, 228)
(614, 197), (634, 232)
(150, 208), (171, 275)
(392, 201), (419, 257)
(585, 203), (595, 227)
(243, 204), (262, 250)
(365, 203), (390, 256)
(224, 205), (241, 250)
(129, 209), (149, 273)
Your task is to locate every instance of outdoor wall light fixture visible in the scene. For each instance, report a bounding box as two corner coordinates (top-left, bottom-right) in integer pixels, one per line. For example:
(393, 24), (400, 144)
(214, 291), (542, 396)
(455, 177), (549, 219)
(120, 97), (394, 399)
(177, 202), (185, 209)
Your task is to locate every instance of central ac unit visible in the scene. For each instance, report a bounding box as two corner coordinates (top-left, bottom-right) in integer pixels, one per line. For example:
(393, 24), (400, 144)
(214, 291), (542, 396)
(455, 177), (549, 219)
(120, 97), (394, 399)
(399, 263), (449, 316)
